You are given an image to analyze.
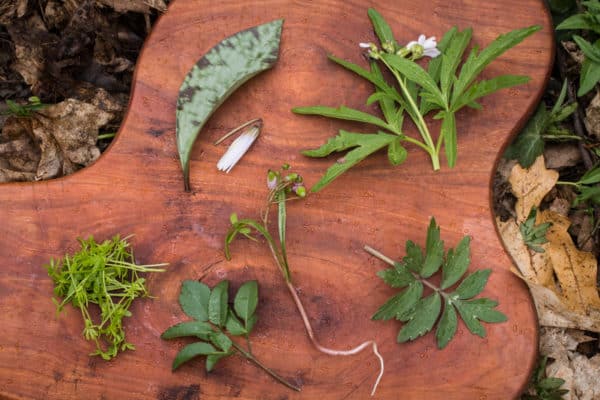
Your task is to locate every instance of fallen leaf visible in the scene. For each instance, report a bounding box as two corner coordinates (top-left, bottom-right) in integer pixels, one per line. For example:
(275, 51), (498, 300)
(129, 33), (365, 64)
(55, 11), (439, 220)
(544, 143), (582, 170)
(584, 90), (600, 141)
(508, 155), (559, 222)
(97, 0), (167, 13)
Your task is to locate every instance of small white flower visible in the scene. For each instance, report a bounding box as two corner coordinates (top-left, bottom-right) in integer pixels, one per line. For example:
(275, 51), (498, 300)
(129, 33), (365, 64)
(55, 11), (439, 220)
(359, 42), (372, 48)
(216, 126), (260, 173)
(406, 34), (441, 58)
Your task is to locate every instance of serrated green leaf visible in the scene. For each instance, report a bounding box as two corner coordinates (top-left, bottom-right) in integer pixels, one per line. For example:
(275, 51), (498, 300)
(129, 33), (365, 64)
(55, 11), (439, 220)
(206, 353), (229, 372)
(367, 8), (397, 50)
(435, 299), (458, 349)
(454, 298), (507, 337)
(504, 102), (548, 167)
(387, 139), (408, 166)
(234, 280), (259, 329)
(372, 281), (423, 321)
(403, 241), (424, 273)
(381, 54), (447, 110)
(370, 62), (404, 130)
(161, 321), (213, 340)
(179, 280), (211, 322)
(209, 331), (233, 352)
(454, 300), (485, 337)
(574, 35), (600, 63)
(208, 280), (229, 327)
(454, 269), (491, 299)
(302, 130), (398, 192)
(441, 236), (471, 289)
(397, 292), (442, 342)
(172, 342), (219, 370)
(578, 57), (600, 96)
(225, 310), (247, 336)
(441, 112), (457, 167)
(451, 75), (530, 112)
(421, 218), (444, 278)
(452, 25), (541, 103)
(440, 28), (472, 99)
(176, 19), (282, 191)
(292, 105), (394, 132)
(376, 262), (415, 288)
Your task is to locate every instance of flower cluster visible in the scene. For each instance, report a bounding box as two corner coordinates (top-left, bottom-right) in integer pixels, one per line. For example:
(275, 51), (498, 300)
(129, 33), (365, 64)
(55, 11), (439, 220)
(360, 33), (440, 61)
(267, 164), (306, 198)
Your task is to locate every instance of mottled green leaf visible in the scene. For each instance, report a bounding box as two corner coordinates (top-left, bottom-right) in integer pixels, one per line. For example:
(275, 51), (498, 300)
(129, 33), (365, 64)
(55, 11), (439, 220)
(397, 292), (442, 342)
(441, 236), (471, 289)
(376, 262), (415, 288)
(504, 103), (548, 168)
(179, 280), (211, 322)
(208, 280), (229, 327)
(454, 269), (491, 299)
(172, 342), (219, 370)
(372, 281), (423, 321)
(161, 321), (212, 340)
(435, 299), (458, 349)
(421, 218), (444, 278)
(234, 280), (259, 328)
(176, 19), (283, 191)
(302, 130), (398, 192)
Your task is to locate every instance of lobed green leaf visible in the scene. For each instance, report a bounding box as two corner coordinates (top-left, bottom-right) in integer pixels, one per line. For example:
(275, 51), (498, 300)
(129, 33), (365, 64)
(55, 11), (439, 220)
(403, 241), (424, 273)
(441, 236), (471, 289)
(435, 299), (458, 349)
(397, 292), (442, 342)
(372, 281), (423, 321)
(454, 269), (491, 299)
(376, 262), (415, 288)
(440, 28), (472, 100)
(179, 280), (211, 322)
(421, 218), (444, 278)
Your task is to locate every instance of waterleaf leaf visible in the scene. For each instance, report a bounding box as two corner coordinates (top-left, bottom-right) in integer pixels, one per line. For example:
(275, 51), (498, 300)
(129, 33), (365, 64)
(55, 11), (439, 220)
(421, 218), (444, 278)
(172, 342), (219, 370)
(454, 269), (492, 299)
(234, 280), (259, 328)
(367, 8), (397, 49)
(292, 105), (394, 132)
(208, 280), (229, 327)
(176, 19), (283, 191)
(427, 27), (457, 86)
(440, 28), (472, 100)
(209, 331), (233, 352)
(206, 353), (229, 372)
(225, 310), (247, 336)
(302, 130), (398, 192)
(387, 139), (408, 166)
(435, 299), (458, 349)
(451, 75), (530, 112)
(452, 25), (541, 103)
(397, 292), (442, 342)
(179, 280), (211, 322)
(381, 54), (447, 110)
(161, 321), (213, 341)
(372, 281), (423, 321)
(504, 103), (548, 168)
(441, 236), (471, 289)
(376, 262), (415, 288)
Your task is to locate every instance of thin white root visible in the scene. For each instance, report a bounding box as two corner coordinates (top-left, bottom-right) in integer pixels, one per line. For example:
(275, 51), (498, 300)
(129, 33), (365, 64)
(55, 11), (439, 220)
(286, 281), (385, 396)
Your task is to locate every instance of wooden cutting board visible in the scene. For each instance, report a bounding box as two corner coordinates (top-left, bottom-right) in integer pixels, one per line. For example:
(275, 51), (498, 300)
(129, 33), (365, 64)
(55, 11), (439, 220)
(0, 1), (553, 399)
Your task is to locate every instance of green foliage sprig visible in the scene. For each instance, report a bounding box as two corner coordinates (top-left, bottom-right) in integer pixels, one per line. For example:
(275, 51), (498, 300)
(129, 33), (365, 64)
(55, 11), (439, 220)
(365, 218), (507, 349)
(505, 80), (579, 168)
(44, 235), (166, 360)
(522, 356), (569, 400)
(2, 96), (46, 117)
(520, 207), (552, 253)
(557, 164), (600, 205)
(292, 8), (540, 192)
(162, 280), (300, 391)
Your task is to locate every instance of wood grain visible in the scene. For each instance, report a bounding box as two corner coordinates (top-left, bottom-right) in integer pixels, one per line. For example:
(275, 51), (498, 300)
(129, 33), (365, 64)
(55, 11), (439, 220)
(0, 0), (553, 399)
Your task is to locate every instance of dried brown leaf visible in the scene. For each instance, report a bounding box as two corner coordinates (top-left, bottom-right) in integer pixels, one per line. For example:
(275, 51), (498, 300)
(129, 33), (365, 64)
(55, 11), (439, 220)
(584, 91), (600, 141)
(509, 155), (559, 222)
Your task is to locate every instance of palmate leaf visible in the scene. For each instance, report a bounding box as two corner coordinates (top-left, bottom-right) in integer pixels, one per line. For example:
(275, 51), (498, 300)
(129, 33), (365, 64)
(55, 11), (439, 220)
(176, 19), (282, 191)
(376, 262), (415, 288)
(302, 130), (398, 192)
(451, 75), (531, 113)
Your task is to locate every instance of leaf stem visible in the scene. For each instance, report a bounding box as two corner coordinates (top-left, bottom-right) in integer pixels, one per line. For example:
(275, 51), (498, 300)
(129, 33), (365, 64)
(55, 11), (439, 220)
(231, 341), (301, 392)
(555, 180), (579, 187)
(363, 245), (447, 299)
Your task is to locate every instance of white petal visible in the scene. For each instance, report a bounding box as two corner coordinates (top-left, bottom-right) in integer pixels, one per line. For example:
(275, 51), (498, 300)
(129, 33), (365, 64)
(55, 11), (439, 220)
(406, 40), (418, 50)
(359, 42), (372, 48)
(423, 37), (437, 49)
(417, 34), (426, 45)
(217, 127), (259, 173)
(424, 48), (441, 58)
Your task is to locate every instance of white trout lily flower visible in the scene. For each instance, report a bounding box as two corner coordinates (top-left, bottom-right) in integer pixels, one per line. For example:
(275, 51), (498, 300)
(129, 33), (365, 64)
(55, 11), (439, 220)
(406, 34), (441, 59)
(217, 125), (260, 173)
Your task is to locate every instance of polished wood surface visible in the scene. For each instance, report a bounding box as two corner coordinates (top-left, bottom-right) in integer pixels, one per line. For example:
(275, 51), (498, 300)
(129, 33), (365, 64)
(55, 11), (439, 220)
(0, 1), (552, 399)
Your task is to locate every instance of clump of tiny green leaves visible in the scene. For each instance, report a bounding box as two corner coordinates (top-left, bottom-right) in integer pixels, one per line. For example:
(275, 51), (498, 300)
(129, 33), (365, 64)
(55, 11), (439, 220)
(224, 164), (384, 396)
(365, 218), (507, 349)
(162, 279), (300, 391)
(557, 164), (600, 205)
(292, 8), (540, 192)
(522, 356), (569, 400)
(1, 96), (46, 117)
(505, 80), (579, 168)
(556, 0), (600, 96)
(520, 207), (552, 253)
(44, 235), (166, 360)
